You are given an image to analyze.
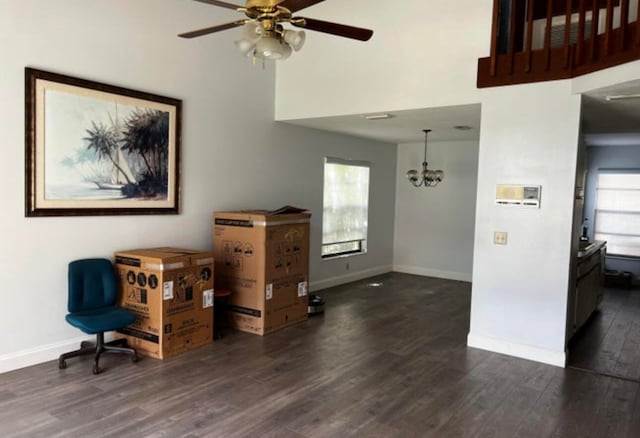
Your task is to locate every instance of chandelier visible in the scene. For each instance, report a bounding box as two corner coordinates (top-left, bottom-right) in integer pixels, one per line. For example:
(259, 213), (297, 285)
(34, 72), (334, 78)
(406, 129), (444, 187)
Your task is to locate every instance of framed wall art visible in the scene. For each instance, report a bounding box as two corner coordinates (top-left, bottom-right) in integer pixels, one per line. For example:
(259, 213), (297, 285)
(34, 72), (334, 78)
(25, 68), (182, 217)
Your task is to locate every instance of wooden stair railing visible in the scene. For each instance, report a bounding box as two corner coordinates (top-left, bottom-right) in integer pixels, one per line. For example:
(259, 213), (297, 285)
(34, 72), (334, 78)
(478, 0), (640, 88)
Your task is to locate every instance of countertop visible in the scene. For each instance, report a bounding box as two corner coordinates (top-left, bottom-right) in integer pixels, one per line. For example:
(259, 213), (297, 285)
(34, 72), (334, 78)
(577, 240), (606, 260)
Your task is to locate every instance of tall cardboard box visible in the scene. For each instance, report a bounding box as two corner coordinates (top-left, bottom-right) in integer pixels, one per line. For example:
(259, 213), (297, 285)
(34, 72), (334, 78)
(213, 207), (310, 335)
(114, 247), (214, 359)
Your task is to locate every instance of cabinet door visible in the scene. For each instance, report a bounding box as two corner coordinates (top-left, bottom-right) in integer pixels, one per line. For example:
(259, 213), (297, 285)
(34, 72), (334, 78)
(576, 266), (600, 330)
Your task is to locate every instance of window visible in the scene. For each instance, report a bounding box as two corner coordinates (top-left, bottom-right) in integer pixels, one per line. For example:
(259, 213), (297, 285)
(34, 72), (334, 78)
(322, 157), (370, 259)
(594, 171), (640, 257)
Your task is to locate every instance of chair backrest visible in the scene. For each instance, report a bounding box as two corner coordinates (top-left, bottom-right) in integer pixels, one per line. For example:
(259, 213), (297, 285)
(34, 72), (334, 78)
(68, 258), (118, 313)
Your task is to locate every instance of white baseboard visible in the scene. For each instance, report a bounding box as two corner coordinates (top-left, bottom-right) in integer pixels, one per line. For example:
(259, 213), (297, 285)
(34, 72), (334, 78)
(0, 335), (99, 375)
(393, 265), (472, 283)
(310, 265), (393, 292)
(467, 333), (566, 368)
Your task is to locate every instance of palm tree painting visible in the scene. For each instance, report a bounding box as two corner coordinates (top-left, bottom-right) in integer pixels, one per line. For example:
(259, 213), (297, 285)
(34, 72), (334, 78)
(26, 68), (181, 216)
(41, 89), (174, 202)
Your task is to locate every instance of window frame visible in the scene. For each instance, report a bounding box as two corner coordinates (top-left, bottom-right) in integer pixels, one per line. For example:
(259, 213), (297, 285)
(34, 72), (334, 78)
(321, 157), (371, 260)
(594, 168), (640, 259)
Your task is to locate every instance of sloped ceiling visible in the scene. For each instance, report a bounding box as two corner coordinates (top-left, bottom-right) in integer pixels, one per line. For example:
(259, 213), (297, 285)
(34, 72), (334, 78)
(582, 78), (640, 146)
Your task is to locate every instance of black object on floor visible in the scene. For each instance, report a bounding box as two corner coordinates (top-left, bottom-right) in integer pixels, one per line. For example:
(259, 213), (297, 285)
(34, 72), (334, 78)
(604, 270), (632, 289)
(308, 294), (325, 315)
(214, 289), (232, 339)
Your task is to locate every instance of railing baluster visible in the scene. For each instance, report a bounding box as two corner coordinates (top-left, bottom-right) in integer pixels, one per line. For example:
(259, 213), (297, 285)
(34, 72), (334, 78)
(525, 0), (535, 72)
(508, 0), (518, 74)
(489, 0), (500, 76)
(619, 0), (629, 51)
(636, 0), (640, 47)
(590, 0), (599, 61)
(604, 0), (614, 54)
(544, 0), (554, 70)
(564, 0), (573, 67)
(577, 0), (586, 65)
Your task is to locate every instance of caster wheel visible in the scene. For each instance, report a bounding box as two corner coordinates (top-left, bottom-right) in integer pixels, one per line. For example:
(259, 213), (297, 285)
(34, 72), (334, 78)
(58, 360), (67, 370)
(92, 364), (102, 375)
(131, 354), (138, 363)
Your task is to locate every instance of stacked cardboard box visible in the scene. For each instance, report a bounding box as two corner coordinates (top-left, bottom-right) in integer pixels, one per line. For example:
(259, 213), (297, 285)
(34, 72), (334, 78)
(213, 207), (310, 335)
(114, 247), (214, 359)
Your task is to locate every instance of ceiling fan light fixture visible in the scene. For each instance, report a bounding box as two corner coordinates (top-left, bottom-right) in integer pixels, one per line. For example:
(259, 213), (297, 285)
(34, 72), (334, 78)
(243, 21), (263, 42)
(283, 29), (306, 51)
(281, 41), (293, 59)
(234, 38), (256, 57)
(180, 0), (375, 62)
(254, 35), (285, 59)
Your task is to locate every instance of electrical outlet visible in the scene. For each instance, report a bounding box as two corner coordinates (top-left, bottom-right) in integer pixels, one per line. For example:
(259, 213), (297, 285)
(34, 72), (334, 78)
(494, 231), (508, 245)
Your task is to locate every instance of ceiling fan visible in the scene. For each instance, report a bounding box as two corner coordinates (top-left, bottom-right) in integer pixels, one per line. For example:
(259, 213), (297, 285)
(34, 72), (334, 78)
(179, 0), (374, 61)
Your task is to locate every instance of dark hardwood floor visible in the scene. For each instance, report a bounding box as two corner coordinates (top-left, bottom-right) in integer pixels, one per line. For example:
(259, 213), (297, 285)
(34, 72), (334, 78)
(568, 286), (640, 383)
(2, 273), (640, 437)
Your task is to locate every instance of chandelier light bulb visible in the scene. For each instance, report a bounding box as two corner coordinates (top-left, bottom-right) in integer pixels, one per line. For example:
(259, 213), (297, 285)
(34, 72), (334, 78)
(406, 169), (419, 183)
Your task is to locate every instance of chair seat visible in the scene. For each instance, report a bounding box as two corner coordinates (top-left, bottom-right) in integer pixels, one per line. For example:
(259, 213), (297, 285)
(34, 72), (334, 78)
(65, 307), (136, 334)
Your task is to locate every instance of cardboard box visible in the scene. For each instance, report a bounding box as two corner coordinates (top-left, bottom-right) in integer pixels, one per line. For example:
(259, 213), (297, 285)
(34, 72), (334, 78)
(213, 207), (310, 335)
(114, 247), (214, 359)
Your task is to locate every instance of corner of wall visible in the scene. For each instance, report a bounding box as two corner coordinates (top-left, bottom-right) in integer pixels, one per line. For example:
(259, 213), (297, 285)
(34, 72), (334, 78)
(467, 332), (566, 368)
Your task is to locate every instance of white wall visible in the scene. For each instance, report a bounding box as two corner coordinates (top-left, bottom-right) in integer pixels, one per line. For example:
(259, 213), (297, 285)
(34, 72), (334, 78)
(468, 81), (582, 367)
(0, 0), (397, 373)
(393, 140), (479, 281)
(275, 0), (492, 120)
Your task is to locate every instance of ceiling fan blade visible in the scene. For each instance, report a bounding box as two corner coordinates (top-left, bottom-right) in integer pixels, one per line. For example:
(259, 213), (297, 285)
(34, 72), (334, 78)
(178, 21), (244, 38)
(293, 17), (373, 41)
(279, 0), (326, 13)
(192, 0), (242, 10)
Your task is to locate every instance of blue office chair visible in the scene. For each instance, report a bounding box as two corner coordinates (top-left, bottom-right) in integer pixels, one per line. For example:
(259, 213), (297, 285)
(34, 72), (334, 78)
(58, 258), (138, 374)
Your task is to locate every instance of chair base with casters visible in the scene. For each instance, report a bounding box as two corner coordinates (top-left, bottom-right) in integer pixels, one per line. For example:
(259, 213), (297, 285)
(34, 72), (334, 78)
(58, 333), (138, 375)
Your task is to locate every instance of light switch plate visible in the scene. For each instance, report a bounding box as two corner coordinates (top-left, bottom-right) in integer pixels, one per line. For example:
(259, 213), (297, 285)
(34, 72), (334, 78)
(494, 231), (508, 245)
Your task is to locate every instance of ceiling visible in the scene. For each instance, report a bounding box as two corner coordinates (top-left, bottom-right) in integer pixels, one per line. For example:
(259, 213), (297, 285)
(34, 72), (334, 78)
(282, 104), (482, 144)
(582, 78), (640, 145)
(282, 79), (640, 146)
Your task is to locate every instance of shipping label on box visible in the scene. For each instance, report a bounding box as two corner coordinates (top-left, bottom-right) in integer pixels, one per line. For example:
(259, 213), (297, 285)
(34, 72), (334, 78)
(203, 289), (214, 308)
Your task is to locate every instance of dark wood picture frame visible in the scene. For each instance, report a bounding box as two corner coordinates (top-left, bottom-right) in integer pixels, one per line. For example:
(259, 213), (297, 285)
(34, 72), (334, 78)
(25, 68), (182, 217)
